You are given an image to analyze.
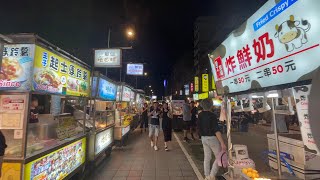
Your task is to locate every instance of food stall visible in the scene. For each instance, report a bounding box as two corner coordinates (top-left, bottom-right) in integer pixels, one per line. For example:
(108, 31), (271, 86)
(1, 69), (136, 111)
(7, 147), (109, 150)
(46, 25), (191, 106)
(84, 72), (116, 162)
(131, 89), (146, 130)
(114, 83), (134, 145)
(208, 0), (320, 179)
(0, 34), (90, 180)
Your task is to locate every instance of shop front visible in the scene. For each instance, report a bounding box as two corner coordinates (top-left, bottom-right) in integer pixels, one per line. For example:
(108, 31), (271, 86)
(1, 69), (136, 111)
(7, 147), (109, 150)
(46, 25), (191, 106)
(0, 34), (90, 179)
(114, 84), (135, 144)
(85, 72), (116, 162)
(208, 0), (320, 179)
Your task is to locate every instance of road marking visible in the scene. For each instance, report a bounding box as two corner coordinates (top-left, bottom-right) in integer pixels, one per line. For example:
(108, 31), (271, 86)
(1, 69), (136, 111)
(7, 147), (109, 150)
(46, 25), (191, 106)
(173, 132), (204, 180)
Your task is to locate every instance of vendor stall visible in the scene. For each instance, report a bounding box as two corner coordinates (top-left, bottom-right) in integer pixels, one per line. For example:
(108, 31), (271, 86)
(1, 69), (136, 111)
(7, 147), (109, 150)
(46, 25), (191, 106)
(208, 0), (320, 179)
(84, 72), (116, 162)
(114, 83), (135, 145)
(0, 34), (90, 180)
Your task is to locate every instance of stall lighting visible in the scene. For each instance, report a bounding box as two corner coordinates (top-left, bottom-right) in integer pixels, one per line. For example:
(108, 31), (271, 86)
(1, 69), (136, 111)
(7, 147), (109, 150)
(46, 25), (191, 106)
(267, 93), (279, 98)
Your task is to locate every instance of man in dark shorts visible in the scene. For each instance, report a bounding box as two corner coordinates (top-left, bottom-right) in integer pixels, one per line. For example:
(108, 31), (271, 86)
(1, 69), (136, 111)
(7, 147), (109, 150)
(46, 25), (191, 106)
(182, 99), (192, 142)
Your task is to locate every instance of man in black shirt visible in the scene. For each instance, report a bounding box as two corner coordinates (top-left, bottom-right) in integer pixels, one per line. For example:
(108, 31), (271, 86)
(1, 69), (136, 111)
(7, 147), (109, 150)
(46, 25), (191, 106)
(148, 102), (161, 151)
(190, 101), (198, 140)
(198, 99), (226, 180)
(29, 97), (39, 123)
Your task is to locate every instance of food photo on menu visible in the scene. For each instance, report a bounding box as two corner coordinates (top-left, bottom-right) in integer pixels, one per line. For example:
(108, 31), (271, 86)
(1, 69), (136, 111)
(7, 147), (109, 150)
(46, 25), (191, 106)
(33, 69), (62, 93)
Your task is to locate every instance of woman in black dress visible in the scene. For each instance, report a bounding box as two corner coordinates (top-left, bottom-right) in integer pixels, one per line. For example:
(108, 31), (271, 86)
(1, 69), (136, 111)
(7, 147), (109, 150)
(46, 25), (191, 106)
(162, 102), (173, 151)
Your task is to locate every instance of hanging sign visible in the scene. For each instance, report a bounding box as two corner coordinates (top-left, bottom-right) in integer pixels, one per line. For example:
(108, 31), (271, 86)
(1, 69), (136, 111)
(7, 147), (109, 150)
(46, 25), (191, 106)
(33, 46), (91, 96)
(0, 44), (35, 90)
(194, 77), (199, 92)
(209, 0), (320, 94)
(212, 75), (216, 90)
(190, 83), (194, 92)
(293, 85), (320, 155)
(202, 74), (209, 92)
(94, 48), (121, 67)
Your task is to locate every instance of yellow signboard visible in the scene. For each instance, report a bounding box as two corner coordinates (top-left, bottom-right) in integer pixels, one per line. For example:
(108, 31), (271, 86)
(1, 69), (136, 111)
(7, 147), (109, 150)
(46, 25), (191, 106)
(0, 163), (21, 180)
(212, 74), (216, 90)
(194, 77), (199, 92)
(33, 46), (91, 97)
(198, 92), (208, 100)
(24, 137), (86, 180)
(202, 74), (209, 92)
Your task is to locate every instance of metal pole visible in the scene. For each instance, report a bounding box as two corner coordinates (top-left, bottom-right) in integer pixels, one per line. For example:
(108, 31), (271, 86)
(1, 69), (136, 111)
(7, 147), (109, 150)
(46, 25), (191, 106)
(225, 96), (234, 178)
(0, 41), (4, 68)
(107, 28), (111, 48)
(271, 98), (282, 177)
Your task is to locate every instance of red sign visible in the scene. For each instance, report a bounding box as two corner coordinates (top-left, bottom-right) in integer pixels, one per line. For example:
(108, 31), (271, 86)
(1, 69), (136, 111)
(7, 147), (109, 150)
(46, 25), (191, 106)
(190, 83), (194, 92)
(213, 56), (225, 80)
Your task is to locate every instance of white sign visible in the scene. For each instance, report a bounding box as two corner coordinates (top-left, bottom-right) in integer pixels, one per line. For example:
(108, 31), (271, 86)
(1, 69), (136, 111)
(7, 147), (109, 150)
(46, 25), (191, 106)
(184, 84), (190, 96)
(209, 0), (320, 94)
(293, 85), (319, 155)
(122, 125), (130, 136)
(0, 95), (26, 129)
(94, 49), (121, 67)
(122, 86), (131, 102)
(95, 127), (113, 155)
(127, 64), (144, 75)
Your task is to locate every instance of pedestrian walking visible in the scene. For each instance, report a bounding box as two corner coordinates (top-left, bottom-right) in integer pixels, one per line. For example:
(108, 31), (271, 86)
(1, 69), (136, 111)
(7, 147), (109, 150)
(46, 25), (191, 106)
(190, 101), (198, 140)
(182, 99), (192, 142)
(148, 102), (161, 151)
(140, 103), (149, 133)
(198, 99), (227, 180)
(0, 130), (7, 177)
(161, 102), (173, 151)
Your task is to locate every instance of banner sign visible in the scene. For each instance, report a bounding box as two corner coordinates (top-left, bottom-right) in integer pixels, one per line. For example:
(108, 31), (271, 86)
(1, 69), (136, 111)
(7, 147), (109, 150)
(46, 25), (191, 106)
(127, 64), (144, 75)
(0, 44), (35, 90)
(212, 75), (216, 90)
(33, 46), (91, 96)
(202, 74), (209, 92)
(198, 92), (209, 100)
(293, 85), (320, 155)
(194, 77), (199, 92)
(94, 49), (121, 67)
(24, 138), (86, 180)
(121, 86), (131, 102)
(190, 83), (194, 92)
(209, 0), (320, 94)
(98, 78), (117, 101)
(184, 84), (189, 96)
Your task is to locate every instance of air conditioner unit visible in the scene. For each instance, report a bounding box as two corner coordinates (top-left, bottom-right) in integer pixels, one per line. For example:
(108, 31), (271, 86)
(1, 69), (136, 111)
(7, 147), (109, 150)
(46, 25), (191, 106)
(233, 100), (243, 113)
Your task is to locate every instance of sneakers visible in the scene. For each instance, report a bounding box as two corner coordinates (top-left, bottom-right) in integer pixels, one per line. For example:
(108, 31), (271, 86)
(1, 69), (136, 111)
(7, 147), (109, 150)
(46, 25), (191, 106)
(165, 146), (169, 151)
(154, 145), (158, 151)
(151, 141), (154, 147)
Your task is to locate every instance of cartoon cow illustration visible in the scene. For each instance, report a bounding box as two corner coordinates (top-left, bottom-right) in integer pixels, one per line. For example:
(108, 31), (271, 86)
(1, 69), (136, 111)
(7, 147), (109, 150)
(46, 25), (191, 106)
(275, 15), (311, 52)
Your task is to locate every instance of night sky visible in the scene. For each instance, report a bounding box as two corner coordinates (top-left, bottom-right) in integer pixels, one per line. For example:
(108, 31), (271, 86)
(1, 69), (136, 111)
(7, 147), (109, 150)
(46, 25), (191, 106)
(0, 0), (267, 96)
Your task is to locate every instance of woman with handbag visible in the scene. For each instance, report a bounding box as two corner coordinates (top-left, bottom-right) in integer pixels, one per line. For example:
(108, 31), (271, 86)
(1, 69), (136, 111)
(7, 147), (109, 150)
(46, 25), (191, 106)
(162, 102), (173, 151)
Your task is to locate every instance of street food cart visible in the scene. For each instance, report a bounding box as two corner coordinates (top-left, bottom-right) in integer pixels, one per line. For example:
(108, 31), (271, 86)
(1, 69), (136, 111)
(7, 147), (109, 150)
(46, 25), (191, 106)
(0, 34), (90, 180)
(84, 72), (116, 162)
(208, 0), (320, 179)
(114, 83), (134, 144)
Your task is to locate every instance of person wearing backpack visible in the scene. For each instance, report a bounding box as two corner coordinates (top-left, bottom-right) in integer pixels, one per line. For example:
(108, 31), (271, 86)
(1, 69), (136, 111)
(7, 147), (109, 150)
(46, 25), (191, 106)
(0, 130), (7, 177)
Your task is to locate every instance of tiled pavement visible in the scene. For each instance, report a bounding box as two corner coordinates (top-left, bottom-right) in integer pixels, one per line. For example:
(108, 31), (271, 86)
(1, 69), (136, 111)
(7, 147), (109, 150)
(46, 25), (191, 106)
(85, 129), (198, 180)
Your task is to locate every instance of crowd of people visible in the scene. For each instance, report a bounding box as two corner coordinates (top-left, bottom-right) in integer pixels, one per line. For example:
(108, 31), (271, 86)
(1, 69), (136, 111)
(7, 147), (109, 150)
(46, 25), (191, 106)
(139, 98), (226, 180)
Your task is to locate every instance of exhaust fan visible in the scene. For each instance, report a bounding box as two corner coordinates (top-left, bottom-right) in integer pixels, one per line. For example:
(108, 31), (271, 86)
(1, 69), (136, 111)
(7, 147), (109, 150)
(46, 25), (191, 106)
(233, 100), (243, 113)
(243, 98), (254, 112)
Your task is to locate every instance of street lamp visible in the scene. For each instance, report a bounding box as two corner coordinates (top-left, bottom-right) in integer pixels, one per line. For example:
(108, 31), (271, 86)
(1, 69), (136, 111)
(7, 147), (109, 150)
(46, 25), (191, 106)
(149, 85), (151, 88)
(144, 72), (148, 76)
(126, 28), (135, 39)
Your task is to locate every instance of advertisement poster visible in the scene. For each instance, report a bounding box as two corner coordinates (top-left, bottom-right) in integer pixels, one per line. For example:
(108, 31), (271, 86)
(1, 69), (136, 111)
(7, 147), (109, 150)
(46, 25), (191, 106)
(94, 49), (121, 67)
(209, 0), (320, 94)
(24, 138), (86, 180)
(33, 46), (91, 97)
(126, 64), (144, 75)
(95, 128), (114, 155)
(122, 86), (131, 102)
(0, 44), (35, 90)
(194, 77), (199, 92)
(0, 95), (26, 129)
(98, 78), (117, 101)
(202, 74), (209, 92)
(293, 85), (320, 155)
